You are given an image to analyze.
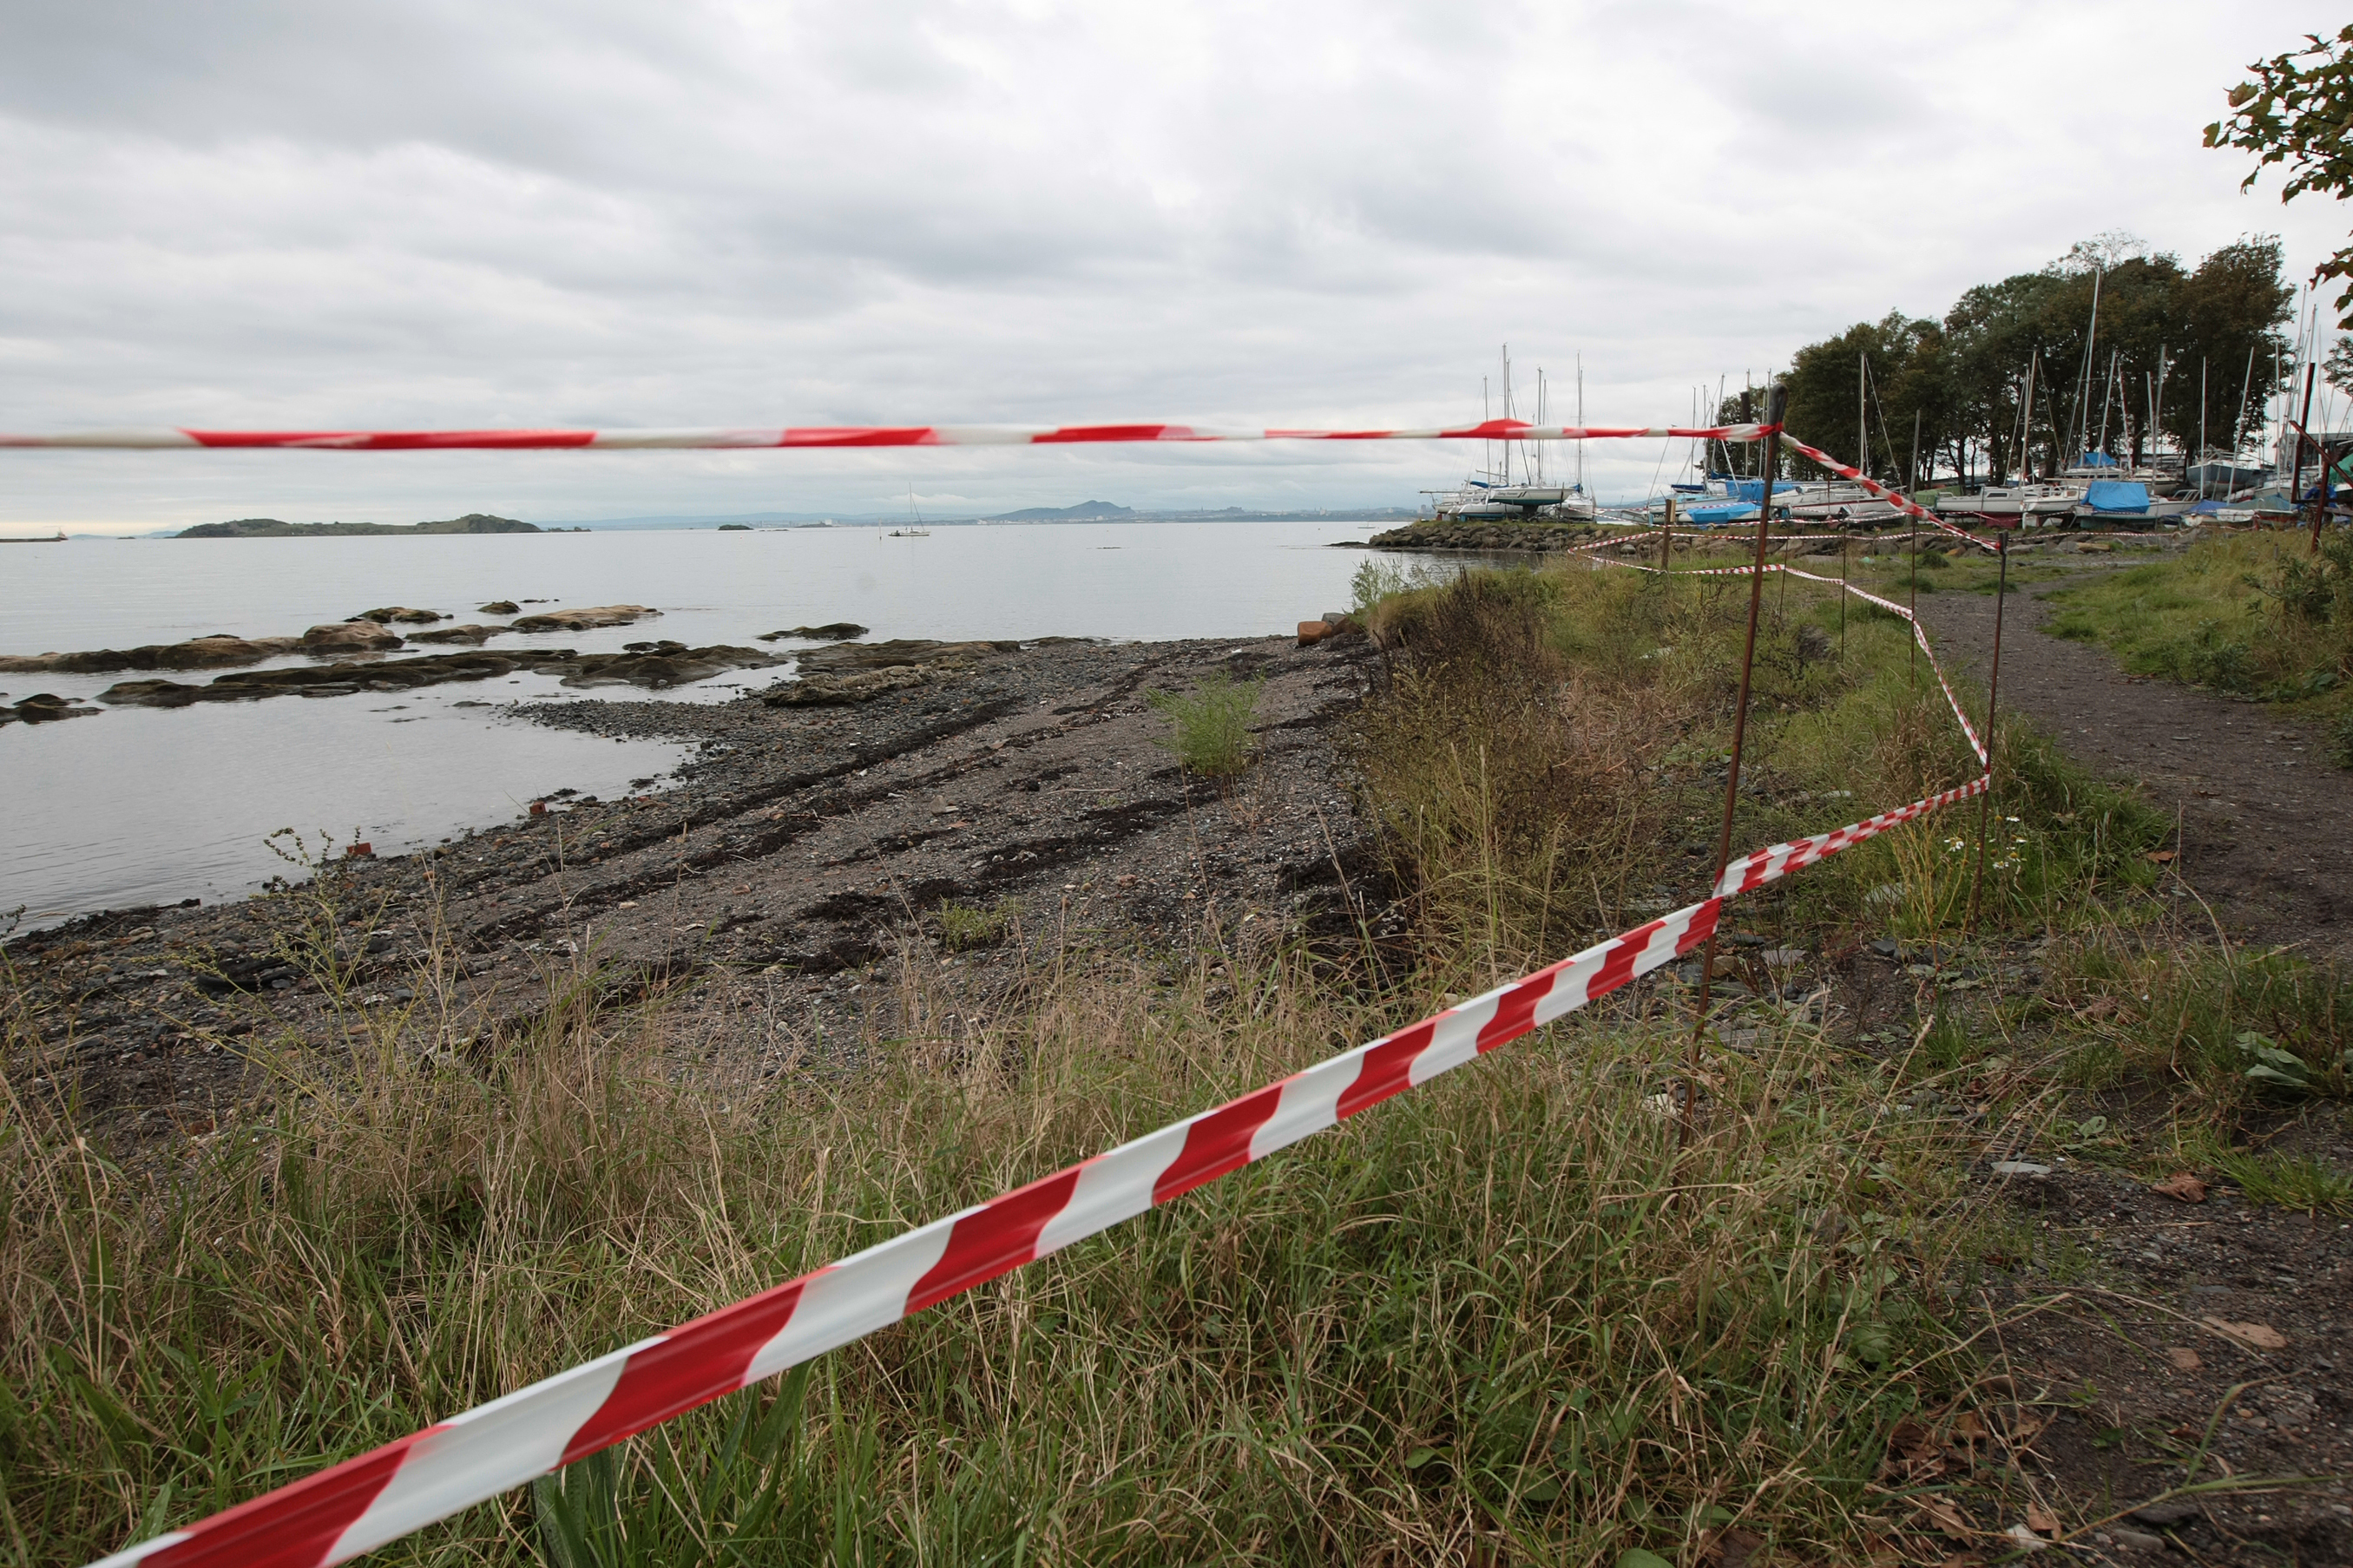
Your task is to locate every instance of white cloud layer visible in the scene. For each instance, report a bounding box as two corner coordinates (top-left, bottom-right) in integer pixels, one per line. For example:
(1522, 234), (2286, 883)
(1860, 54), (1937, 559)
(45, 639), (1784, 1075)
(0, 0), (2343, 528)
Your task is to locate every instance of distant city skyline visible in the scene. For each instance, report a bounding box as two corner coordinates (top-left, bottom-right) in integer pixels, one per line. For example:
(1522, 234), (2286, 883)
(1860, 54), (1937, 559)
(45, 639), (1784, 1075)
(1, 1), (2341, 533)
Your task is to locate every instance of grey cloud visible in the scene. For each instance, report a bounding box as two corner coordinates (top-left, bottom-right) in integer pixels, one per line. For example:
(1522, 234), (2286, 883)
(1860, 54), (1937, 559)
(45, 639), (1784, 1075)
(0, 0), (2343, 528)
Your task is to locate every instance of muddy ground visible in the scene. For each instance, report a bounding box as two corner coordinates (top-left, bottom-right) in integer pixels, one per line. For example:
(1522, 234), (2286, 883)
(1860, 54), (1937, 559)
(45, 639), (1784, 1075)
(1917, 551), (2353, 964)
(3, 633), (1388, 1139)
(1907, 555), (2353, 1565)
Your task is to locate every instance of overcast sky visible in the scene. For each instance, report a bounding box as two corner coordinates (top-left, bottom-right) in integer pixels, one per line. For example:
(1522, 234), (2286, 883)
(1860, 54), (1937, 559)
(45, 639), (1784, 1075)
(1, 1), (2344, 531)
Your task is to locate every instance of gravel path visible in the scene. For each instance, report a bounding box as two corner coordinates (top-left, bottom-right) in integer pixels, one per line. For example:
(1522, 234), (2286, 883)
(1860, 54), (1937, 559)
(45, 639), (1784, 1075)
(1915, 556), (2353, 961)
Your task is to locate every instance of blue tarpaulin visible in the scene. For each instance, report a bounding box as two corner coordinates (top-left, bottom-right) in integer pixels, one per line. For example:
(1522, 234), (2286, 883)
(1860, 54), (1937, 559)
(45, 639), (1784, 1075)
(2082, 481), (2150, 514)
(1729, 478), (1800, 502)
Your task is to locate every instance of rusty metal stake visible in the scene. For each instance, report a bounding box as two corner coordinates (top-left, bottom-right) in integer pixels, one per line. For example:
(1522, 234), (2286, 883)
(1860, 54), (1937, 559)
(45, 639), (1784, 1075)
(1686, 390), (1784, 1130)
(1966, 528), (2012, 931)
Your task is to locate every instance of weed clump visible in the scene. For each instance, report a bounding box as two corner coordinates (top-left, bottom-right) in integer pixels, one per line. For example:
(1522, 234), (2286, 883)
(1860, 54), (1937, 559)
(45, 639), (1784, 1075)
(1146, 672), (1259, 777)
(938, 896), (1019, 950)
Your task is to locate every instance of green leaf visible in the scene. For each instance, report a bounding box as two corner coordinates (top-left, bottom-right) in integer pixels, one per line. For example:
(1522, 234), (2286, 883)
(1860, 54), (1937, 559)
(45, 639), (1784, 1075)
(1617, 1551), (1677, 1568)
(1403, 1447), (1438, 1471)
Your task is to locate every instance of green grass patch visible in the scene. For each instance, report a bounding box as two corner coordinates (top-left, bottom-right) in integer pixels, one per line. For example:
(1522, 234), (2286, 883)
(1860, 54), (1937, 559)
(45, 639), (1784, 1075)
(2217, 1150), (2353, 1215)
(2044, 531), (2353, 712)
(1146, 672), (1259, 777)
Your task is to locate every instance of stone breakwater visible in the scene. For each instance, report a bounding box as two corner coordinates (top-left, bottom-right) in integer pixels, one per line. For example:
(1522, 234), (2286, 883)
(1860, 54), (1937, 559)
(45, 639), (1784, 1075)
(1359, 522), (1608, 553)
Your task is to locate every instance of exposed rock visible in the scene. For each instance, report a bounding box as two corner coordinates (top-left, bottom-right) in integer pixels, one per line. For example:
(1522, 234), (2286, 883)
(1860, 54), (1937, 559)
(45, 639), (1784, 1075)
(95, 643), (781, 707)
(509, 605), (657, 632)
(562, 644), (782, 689)
(0, 633), (302, 674)
(1297, 620), (1333, 646)
(353, 607), (446, 625)
(299, 621), (404, 653)
(405, 624), (506, 645)
(795, 639), (1015, 673)
(756, 621), (869, 642)
(763, 666), (930, 706)
(477, 600), (520, 615)
(1, 692), (99, 725)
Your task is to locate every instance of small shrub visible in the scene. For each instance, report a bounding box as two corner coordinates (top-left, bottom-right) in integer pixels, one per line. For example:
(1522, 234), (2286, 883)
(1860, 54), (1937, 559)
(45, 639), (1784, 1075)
(2328, 709), (2353, 770)
(939, 897), (1019, 950)
(1147, 672), (1259, 777)
(1351, 556), (1427, 617)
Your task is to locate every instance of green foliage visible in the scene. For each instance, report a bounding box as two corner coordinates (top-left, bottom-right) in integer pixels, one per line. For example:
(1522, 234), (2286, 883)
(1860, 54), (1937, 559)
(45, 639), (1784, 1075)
(2046, 532), (2353, 704)
(2046, 939), (2353, 1104)
(1350, 556), (1439, 617)
(937, 897), (1020, 951)
(2, 945), (1980, 1565)
(2207, 24), (2353, 325)
(1145, 672), (1260, 777)
(1768, 237), (2291, 482)
(2216, 1151), (2353, 1215)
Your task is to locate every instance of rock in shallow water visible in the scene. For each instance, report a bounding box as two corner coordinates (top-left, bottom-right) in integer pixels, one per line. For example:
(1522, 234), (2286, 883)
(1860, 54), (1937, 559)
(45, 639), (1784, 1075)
(95, 643), (781, 706)
(299, 620), (405, 653)
(755, 621), (868, 642)
(509, 605), (656, 632)
(0, 633), (306, 674)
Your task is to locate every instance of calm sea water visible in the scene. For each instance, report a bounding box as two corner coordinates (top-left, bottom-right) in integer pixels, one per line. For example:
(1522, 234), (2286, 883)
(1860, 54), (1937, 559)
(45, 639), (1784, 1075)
(4, 521), (1397, 923)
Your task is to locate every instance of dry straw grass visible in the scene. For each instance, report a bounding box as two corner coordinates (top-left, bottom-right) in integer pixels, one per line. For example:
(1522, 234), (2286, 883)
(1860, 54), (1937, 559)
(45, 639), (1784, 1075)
(0, 555), (2226, 1566)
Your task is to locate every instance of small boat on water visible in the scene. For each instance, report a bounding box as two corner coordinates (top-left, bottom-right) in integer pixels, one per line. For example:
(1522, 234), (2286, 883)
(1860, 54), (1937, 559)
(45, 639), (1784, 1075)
(885, 527), (930, 538)
(0, 531), (66, 543)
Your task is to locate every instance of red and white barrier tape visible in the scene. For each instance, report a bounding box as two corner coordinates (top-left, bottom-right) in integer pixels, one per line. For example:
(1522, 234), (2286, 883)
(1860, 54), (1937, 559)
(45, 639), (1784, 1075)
(76, 415), (1999, 1568)
(1, 421), (1778, 451)
(1774, 435), (1996, 553)
(94, 902), (1732, 1568)
(84, 605), (1995, 1568)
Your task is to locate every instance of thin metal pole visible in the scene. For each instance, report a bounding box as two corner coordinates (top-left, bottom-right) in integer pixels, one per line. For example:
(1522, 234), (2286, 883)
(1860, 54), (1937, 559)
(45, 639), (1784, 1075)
(2301, 364), (2323, 552)
(1967, 529), (2011, 931)
(2199, 358), (2209, 501)
(1908, 408), (1922, 686)
(2305, 369), (2324, 557)
(1686, 386), (1784, 1121)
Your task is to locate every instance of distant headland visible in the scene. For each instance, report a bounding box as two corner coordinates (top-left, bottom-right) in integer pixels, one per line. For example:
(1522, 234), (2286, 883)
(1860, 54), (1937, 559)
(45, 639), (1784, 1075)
(173, 513), (543, 539)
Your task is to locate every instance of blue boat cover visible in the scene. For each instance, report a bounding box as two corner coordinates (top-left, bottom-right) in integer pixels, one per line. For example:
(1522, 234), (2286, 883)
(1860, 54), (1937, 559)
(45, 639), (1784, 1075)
(2082, 481), (2149, 514)
(2076, 451), (2120, 469)
(1728, 478), (1801, 502)
(1683, 502), (1759, 525)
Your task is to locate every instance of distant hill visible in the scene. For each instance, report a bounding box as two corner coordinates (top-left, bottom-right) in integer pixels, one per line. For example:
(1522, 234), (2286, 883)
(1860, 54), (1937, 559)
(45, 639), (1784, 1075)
(986, 501), (1136, 522)
(174, 513), (541, 539)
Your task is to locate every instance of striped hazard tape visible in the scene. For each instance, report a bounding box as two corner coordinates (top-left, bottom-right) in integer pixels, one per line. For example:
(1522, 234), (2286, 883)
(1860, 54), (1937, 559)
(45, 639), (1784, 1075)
(1774, 434), (1997, 553)
(93, 902), (1726, 1568)
(76, 412), (1999, 1568)
(2, 421), (1779, 450)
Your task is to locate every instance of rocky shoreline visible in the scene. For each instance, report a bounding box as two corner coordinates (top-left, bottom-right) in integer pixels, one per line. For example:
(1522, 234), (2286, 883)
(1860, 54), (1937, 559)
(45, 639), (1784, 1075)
(4, 633), (1390, 1145)
(1358, 520), (1611, 552)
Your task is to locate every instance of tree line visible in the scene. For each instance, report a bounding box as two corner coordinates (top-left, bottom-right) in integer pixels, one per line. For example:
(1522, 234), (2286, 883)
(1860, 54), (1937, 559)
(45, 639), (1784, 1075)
(1744, 235), (2295, 489)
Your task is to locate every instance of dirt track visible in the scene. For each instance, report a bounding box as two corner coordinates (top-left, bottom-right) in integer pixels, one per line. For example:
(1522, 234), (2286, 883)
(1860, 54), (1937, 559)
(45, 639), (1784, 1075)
(1916, 561), (2353, 961)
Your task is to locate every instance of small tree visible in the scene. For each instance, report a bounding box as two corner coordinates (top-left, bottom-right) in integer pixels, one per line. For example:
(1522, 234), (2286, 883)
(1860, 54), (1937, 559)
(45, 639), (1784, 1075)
(2207, 26), (2353, 325)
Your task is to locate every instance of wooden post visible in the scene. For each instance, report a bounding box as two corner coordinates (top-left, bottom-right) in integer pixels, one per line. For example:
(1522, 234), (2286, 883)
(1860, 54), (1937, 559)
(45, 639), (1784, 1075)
(1686, 386), (1784, 1126)
(1662, 494), (1676, 575)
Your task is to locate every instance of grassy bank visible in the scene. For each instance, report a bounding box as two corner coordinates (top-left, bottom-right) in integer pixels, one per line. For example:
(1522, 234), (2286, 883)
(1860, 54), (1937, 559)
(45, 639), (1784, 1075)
(4, 560), (2344, 1565)
(2042, 529), (2353, 759)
